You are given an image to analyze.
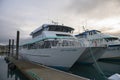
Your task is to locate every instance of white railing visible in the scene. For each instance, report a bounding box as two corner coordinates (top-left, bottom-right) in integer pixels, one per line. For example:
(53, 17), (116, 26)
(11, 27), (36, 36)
(50, 39), (81, 48)
(21, 39), (82, 50)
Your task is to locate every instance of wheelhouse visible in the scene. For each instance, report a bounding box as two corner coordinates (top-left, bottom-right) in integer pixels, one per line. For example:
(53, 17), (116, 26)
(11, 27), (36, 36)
(30, 24), (74, 38)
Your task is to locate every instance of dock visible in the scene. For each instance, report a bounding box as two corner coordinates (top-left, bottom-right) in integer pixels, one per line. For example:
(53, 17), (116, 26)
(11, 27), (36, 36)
(6, 57), (89, 80)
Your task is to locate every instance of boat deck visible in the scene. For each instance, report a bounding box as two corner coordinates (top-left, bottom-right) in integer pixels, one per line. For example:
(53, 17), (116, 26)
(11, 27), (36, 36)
(8, 57), (89, 80)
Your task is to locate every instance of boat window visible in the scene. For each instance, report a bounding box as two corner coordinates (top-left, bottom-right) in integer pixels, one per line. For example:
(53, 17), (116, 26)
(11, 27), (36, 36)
(96, 31), (100, 34)
(32, 30), (42, 38)
(43, 41), (51, 48)
(48, 25), (73, 33)
(56, 34), (72, 37)
(44, 27), (49, 31)
(105, 37), (119, 42)
(21, 38), (80, 49)
(105, 39), (109, 42)
(89, 32), (92, 35)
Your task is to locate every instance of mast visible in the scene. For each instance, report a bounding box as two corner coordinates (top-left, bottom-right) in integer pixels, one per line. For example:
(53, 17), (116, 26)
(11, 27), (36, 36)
(51, 20), (58, 25)
(82, 26), (86, 32)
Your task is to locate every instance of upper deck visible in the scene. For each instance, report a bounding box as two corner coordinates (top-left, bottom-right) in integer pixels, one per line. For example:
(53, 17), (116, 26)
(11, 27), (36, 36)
(76, 30), (119, 39)
(30, 24), (74, 38)
(75, 30), (101, 38)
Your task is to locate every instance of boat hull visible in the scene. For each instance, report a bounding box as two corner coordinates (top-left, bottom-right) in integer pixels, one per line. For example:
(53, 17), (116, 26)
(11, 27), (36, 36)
(100, 45), (120, 60)
(77, 47), (106, 64)
(19, 47), (86, 70)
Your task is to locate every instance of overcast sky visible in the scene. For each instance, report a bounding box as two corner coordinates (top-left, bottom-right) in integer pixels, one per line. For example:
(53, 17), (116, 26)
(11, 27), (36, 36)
(0, 0), (120, 45)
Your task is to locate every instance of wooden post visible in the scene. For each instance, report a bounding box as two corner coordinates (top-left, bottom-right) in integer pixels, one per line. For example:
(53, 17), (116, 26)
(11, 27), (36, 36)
(8, 39), (11, 57)
(11, 39), (14, 57)
(16, 31), (20, 60)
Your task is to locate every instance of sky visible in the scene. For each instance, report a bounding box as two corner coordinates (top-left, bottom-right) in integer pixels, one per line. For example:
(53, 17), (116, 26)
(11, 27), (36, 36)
(0, 0), (120, 45)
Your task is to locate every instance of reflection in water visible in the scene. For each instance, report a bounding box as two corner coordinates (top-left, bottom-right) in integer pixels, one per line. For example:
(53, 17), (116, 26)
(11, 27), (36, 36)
(70, 63), (106, 80)
(7, 65), (19, 80)
(0, 55), (28, 80)
(70, 61), (120, 80)
(7, 61), (28, 80)
(98, 62), (120, 76)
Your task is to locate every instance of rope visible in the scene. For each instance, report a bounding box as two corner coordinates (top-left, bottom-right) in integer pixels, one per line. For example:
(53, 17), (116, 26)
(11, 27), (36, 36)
(89, 46), (108, 80)
(84, 34), (108, 80)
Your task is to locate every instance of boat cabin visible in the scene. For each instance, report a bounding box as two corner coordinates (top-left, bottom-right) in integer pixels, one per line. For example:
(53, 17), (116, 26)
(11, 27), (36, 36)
(75, 30), (101, 38)
(76, 29), (120, 47)
(20, 24), (80, 50)
(30, 24), (74, 38)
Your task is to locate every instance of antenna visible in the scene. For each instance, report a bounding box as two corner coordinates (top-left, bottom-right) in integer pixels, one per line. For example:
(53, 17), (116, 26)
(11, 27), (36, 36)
(82, 26), (86, 32)
(51, 20), (58, 25)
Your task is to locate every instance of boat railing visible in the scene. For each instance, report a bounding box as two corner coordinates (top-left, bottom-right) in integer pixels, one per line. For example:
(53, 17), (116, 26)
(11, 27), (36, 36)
(84, 40), (107, 47)
(20, 39), (81, 50)
(50, 39), (81, 48)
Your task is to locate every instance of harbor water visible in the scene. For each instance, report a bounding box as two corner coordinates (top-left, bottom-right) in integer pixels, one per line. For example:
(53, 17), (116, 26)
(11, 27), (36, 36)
(0, 55), (28, 80)
(70, 62), (120, 80)
(0, 55), (120, 80)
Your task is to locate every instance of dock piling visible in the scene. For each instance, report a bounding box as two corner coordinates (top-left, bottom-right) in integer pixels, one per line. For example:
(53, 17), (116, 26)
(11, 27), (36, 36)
(11, 39), (14, 57)
(8, 39), (11, 57)
(16, 31), (20, 60)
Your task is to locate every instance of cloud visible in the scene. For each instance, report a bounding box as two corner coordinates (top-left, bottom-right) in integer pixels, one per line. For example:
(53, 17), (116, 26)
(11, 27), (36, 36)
(0, 0), (67, 44)
(68, 0), (120, 19)
(0, 18), (20, 44)
(0, 0), (120, 45)
(0, 0), (44, 44)
(0, 13), (32, 44)
(101, 28), (120, 36)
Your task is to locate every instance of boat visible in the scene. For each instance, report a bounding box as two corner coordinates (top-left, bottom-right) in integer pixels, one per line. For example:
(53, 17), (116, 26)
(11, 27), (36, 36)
(19, 24), (86, 70)
(108, 73), (120, 80)
(75, 30), (106, 64)
(76, 29), (120, 61)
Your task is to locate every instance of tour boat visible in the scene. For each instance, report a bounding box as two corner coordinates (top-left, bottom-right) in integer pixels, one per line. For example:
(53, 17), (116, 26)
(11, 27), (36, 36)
(75, 30), (106, 64)
(19, 24), (86, 70)
(76, 30), (120, 61)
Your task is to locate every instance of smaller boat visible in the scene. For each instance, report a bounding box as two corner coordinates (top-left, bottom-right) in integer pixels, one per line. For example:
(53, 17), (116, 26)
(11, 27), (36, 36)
(75, 30), (106, 64)
(108, 73), (120, 80)
(76, 29), (120, 61)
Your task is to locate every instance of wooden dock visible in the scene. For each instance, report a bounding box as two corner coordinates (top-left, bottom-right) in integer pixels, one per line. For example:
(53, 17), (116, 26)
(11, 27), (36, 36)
(7, 57), (89, 80)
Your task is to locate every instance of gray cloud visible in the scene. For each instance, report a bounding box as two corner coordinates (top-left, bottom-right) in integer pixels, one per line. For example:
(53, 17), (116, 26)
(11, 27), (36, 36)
(0, 0), (41, 44)
(68, 0), (120, 19)
(1, 0), (120, 45)
(0, 18), (21, 44)
(0, 12), (31, 44)
(0, 0), (65, 44)
(101, 28), (120, 36)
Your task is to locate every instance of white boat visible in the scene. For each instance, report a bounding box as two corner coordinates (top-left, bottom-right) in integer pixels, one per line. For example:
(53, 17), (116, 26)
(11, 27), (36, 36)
(19, 24), (86, 70)
(76, 30), (120, 61)
(108, 73), (120, 80)
(75, 32), (106, 64)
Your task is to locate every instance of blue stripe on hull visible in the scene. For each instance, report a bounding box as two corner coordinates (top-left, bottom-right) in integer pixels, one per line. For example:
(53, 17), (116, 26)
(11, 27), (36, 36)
(108, 44), (120, 47)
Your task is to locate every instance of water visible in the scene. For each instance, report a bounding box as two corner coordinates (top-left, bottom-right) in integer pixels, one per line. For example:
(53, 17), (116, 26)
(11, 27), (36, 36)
(0, 55), (120, 80)
(0, 55), (28, 80)
(70, 62), (120, 80)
